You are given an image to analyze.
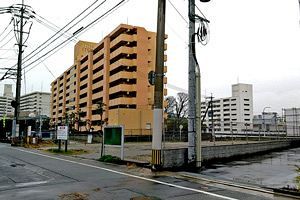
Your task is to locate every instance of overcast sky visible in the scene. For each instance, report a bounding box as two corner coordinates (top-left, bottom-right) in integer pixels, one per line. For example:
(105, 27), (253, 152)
(0, 0), (300, 115)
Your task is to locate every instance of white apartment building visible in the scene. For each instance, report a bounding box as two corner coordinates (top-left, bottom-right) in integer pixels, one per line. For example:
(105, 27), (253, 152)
(20, 92), (51, 117)
(201, 83), (253, 134)
(284, 108), (300, 136)
(0, 84), (14, 118)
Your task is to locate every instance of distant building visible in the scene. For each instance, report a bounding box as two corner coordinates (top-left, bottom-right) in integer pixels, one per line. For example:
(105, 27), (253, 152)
(253, 112), (285, 134)
(20, 92), (51, 117)
(50, 24), (167, 134)
(201, 83), (253, 134)
(0, 84), (14, 118)
(3, 84), (13, 97)
(284, 108), (300, 136)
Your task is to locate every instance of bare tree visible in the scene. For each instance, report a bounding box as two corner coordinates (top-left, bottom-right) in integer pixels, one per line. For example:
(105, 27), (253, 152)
(175, 92), (189, 127)
(165, 93), (189, 131)
(165, 96), (176, 117)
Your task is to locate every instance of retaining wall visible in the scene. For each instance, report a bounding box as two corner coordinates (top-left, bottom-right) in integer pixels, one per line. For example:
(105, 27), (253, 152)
(162, 139), (300, 168)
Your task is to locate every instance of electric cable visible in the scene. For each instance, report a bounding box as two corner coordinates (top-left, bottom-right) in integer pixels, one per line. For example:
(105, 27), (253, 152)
(167, 0), (188, 24)
(0, 18), (13, 39)
(1, 0), (105, 80)
(33, 15), (77, 43)
(22, 0), (106, 66)
(24, 0), (128, 73)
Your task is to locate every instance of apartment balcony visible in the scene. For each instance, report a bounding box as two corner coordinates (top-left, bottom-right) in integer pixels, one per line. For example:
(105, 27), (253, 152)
(80, 70), (88, 79)
(79, 81), (88, 89)
(110, 34), (137, 49)
(109, 84), (137, 95)
(79, 88), (88, 96)
(93, 49), (105, 60)
(92, 70), (103, 79)
(109, 97), (136, 107)
(79, 97), (88, 104)
(109, 71), (136, 83)
(92, 80), (103, 90)
(110, 59), (136, 72)
(92, 60), (104, 71)
(92, 92), (103, 100)
(110, 46), (137, 60)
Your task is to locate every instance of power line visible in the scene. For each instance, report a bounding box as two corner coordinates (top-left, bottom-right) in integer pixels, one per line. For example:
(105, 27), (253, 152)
(0, 30), (13, 45)
(33, 14), (78, 43)
(0, 18), (13, 39)
(1, 0), (105, 80)
(24, 0), (128, 73)
(167, 0), (188, 24)
(22, 0), (107, 66)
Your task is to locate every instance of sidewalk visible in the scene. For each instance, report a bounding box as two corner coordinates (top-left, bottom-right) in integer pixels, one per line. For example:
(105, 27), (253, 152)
(48, 140), (263, 164)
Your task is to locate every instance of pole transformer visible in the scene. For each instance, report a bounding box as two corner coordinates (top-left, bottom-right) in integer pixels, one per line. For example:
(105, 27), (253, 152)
(152, 0), (166, 170)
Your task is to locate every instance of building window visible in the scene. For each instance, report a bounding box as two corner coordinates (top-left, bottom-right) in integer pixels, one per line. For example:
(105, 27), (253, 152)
(80, 65), (88, 73)
(93, 65), (103, 74)
(80, 93), (87, 99)
(92, 76), (103, 84)
(80, 55), (88, 65)
(80, 74), (88, 82)
(92, 87), (103, 94)
(80, 83), (88, 90)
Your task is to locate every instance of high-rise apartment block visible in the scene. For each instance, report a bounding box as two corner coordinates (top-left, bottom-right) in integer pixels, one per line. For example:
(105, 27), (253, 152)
(51, 24), (167, 135)
(201, 83), (253, 133)
(0, 84), (14, 118)
(20, 92), (51, 117)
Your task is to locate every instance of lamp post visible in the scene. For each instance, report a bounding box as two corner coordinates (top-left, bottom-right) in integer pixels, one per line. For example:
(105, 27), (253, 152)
(262, 106), (271, 137)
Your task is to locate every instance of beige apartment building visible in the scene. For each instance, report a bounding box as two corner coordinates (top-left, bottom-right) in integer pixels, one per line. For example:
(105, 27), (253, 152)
(51, 24), (167, 135)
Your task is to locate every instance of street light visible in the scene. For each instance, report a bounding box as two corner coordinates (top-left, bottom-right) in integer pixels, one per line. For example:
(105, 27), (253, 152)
(262, 106), (271, 137)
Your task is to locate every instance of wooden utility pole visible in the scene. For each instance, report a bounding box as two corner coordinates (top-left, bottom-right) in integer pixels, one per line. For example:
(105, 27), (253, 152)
(152, 0), (166, 170)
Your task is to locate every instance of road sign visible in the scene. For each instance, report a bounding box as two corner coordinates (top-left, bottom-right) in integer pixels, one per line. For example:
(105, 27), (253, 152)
(148, 71), (156, 85)
(104, 126), (123, 145)
(103, 125), (124, 159)
(57, 126), (68, 140)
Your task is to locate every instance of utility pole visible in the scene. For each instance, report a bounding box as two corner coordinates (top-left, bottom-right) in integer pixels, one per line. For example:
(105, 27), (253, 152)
(13, 0), (25, 138)
(152, 0), (166, 170)
(188, 0), (196, 164)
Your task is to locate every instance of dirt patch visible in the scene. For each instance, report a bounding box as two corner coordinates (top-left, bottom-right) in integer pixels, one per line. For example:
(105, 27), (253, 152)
(59, 192), (89, 200)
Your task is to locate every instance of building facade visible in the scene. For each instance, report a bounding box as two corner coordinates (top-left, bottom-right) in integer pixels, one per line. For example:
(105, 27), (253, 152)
(50, 24), (167, 135)
(20, 92), (51, 117)
(201, 83), (253, 134)
(253, 112), (285, 134)
(0, 84), (14, 118)
(284, 108), (300, 136)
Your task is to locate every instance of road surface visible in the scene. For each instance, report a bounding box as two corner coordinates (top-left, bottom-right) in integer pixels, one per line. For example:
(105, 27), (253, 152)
(0, 143), (295, 200)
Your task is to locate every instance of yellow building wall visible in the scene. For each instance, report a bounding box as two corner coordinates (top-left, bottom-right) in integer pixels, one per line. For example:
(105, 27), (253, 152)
(108, 108), (153, 136)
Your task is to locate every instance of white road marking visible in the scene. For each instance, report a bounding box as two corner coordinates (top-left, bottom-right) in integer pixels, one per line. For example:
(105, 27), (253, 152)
(13, 148), (238, 200)
(16, 181), (49, 187)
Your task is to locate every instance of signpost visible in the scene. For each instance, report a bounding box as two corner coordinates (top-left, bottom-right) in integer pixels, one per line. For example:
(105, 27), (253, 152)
(103, 125), (124, 160)
(57, 126), (68, 151)
(179, 124), (183, 141)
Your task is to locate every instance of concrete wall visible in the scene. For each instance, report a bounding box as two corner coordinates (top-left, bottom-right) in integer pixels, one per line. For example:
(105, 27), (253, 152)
(163, 148), (187, 168)
(201, 141), (290, 162)
(162, 140), (300, 168)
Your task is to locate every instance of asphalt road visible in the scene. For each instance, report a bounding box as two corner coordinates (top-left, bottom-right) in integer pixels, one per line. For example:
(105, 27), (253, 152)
(0, 143), (294, 200)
